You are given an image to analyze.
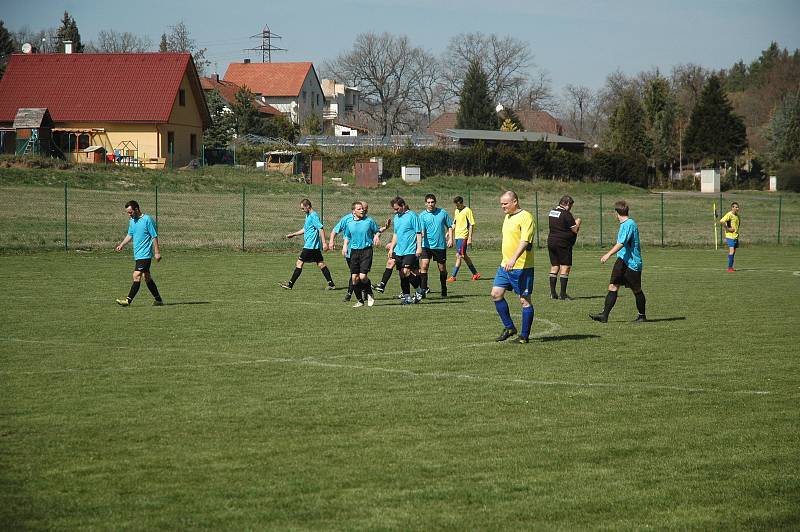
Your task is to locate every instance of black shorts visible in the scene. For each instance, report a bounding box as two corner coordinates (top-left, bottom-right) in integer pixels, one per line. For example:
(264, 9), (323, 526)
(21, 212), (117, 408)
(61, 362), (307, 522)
(134, 259), (152, 272)
(421, 247), (447, 263)
(299, 248), (324, 263)
(349, 247), (374, 274)
(547, 241), (573, 266)
(609, 258), (642, 292)
(396, 254), (419, 270)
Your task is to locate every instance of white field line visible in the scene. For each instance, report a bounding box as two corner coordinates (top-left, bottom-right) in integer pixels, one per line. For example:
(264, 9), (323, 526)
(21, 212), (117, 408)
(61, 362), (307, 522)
(0, 335), (771, 396)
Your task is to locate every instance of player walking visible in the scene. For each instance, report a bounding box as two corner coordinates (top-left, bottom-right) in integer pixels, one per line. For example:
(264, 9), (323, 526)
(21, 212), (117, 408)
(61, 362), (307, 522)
(387, 196), (423, 305)
(448, 196), (481, 282)
(115, 200), (163, 306)
(418, 194), (454, 298)
(342, 201), (381, 308)
(280, 199), (335, 290)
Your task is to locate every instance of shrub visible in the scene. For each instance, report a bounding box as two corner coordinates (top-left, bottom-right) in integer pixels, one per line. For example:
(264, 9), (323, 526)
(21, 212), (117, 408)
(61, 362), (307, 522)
(776, 161), (800, 192)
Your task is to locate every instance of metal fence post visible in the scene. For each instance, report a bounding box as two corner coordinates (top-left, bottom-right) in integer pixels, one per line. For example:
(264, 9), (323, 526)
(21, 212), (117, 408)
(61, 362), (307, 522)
(719, 192), (724, 244)
(320, 184), (324, 224)
(777, 195), (782, 244)
(534, 191), (540, 248)
(468, 189), (471, 207)
(154, 185), (159, 228)
(660, 192), (665, 247)
(64, 182), (68, 251)
(599, 193), (604, 248)
(242, 185), (246, 251)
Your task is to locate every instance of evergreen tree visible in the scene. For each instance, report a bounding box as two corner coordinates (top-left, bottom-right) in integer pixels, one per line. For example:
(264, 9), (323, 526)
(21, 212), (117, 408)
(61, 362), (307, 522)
(159, 33), (169, 52)
(232, 86), (262, 136)
(0, 20), (16, 78)
(767, 90), (800, 164)
(56, 11), (83, 53)
(302, 113), (322, 135)
(643, 76), (677, 176)
(684, 75), (747, 164)
(455, 59), (498, 130)
(607, 89), (650, 157)
(204, 90), (235, 149)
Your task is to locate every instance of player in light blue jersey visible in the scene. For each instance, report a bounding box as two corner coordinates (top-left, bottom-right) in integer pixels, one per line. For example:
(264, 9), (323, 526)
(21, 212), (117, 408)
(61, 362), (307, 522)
(342, 201), (382, 307)
(115, 200), (163, 306)
(387, 196), (423, 304)
(281, 198), (335, 290)
(329, 205), (358, 301)
(418, 194), (453, 298)
(590, 200), (647, 323)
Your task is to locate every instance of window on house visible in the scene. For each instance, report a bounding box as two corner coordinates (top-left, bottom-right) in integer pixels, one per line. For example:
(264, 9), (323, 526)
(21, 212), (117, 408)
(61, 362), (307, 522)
(190, 134), (197, 156)
(167, 132), (175, 154)
(78, 134), (89, 150)
(179, 89), (186, 106)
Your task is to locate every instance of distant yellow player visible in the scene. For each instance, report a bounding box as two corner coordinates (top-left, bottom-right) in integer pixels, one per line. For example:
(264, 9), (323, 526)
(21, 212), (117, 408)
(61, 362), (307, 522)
(719, 202), (740, 272)
(448, 196), (481, 282)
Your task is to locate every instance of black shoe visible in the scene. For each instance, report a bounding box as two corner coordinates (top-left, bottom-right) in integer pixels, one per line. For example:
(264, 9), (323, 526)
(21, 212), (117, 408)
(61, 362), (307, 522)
(560, 294), (574, 301)
(373, 284), (385, 293)
(510, 336), (529, 344)
(280, 282), (292, 290)
(441, 290), (447, 298)
(495, 327), (518, 342)
(343, 293), (352, 302)
(550, 293), (559, 300)
(327, 283), (336, 290)
(589, 313), (608, 323)
(631, 314), (648, 323)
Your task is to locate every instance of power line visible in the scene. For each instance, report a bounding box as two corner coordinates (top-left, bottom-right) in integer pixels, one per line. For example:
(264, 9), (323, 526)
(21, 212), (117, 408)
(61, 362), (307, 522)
(243, 24), (286, 63)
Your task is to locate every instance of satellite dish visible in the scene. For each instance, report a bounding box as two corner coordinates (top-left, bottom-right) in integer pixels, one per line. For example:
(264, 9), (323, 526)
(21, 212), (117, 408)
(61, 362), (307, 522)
(495, 104), (504, 113)
(22, 43), (32, 54)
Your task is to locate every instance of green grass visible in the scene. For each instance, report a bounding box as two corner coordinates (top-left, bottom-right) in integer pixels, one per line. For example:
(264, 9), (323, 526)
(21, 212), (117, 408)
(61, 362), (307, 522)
(1, 247), (799, 529)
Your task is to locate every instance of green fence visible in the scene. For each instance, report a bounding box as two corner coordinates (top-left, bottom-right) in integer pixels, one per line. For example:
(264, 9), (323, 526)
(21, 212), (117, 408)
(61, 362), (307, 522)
(0, 184), (798, 251)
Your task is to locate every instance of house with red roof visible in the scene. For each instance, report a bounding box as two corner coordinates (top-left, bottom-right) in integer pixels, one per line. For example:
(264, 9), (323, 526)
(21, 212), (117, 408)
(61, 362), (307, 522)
(200, 74), (281, 118)
(0, 51), (210, 167)
(223, 61), (323, 126)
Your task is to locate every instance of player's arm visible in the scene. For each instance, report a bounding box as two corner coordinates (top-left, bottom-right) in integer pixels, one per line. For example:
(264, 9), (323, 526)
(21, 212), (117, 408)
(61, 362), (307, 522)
(601, 242), (624, 264)
(571, 218), (582, 234)
(286, 228), (304, 238)
(115, 234), (132, 251)
(387, 233), (397, 257)
(319, 228), (328, 251)
(446, 226), (454, 248)
(415, 232), (422, 256)
(152, 237), (161, 261)
(342, 237), (349, 257)
(328, 229), (338, 250)
(467, 223), (474, 245)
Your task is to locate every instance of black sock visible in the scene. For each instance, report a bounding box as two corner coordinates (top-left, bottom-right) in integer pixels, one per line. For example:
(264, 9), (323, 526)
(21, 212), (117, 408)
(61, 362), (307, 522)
(127, 281), (141, 302)
(634, 291), (646, 316)
(559, 275), (569, 297)
(289, 267), (302, 286)
(400, 276), (410, 295)
(466, 260), (477, 275)
(363, 278), (373, 297)
(549, 274), (558, 297)
(409, 274), (420, 289)
(353, 280), (363, 302)
(347, 277), (353, 295)
(439, 270), (447, 290)
(420, 273), (428, 291)
(145, 279), (162, 301)
(321, 266), (334, 285)
(602, 290), (618, 316)
(380, 268), (393, 287)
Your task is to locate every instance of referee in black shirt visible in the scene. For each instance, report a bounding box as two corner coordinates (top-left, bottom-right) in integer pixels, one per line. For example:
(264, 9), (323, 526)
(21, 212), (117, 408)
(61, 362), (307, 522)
(547, 195), (582, 300)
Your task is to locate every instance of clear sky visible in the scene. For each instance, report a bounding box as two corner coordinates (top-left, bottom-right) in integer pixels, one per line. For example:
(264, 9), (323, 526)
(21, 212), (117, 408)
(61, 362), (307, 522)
(3, 0), (799, 96)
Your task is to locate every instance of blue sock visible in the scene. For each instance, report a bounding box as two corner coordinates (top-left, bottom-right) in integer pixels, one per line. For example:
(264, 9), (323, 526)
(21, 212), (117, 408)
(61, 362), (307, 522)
(451, 265), (460, 278)
(728, 254), (734, 268)
(494, 299), (514, 329)
(521, 306), (535, 339)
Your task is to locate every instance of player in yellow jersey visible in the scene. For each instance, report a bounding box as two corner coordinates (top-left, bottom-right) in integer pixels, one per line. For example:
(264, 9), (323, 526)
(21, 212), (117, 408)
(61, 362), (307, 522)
(719, 202), (740, 272)
(448, 196), (481, 282)
(490, 191), (535, 344)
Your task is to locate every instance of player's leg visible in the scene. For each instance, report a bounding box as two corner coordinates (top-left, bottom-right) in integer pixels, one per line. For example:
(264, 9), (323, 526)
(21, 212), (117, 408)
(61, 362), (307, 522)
(437, 257), (448, 296)
(419, 256), (430, 295)
(510, 269), (535, 343)
(316, 259), (335, 289)
(727, 239), (737, 271)
(591, 260), (624, 322)
(491, 267), (517, 340)
(463, 249), (479, 279)
(548, 255), (560, 300)
(281, 257), (305, 289)
(142, 270), (163, 305)
(360, 272), (375, 306)
(626, 270), (646, 322)
(449, 240), (464, 281)
(374, 256), (395, 292)
(117, 266), (144, 306)
(559, 264), (572, 300)
(399, 265), (412, 303)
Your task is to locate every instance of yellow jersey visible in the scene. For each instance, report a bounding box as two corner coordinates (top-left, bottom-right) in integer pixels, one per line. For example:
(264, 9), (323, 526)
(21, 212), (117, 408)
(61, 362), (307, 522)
(720, 211), (740, 239)
(501, 209), (535, 269)
(453, 206), (476, 239)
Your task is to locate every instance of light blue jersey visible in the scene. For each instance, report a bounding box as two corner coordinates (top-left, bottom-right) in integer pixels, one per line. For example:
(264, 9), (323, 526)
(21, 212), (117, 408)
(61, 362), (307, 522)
(333, 213), (356, 258)
(419, 207), (453, 249)
(127, 214), (158, 260)
(303, 210), (324, 250)
(344, 217), (380, 250)
(392, 210), (422, 256)
(616, 218), (642, 271)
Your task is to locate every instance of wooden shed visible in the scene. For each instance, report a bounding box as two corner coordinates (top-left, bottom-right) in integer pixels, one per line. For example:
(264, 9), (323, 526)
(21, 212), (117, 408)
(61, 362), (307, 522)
(13, 108), (54, 156)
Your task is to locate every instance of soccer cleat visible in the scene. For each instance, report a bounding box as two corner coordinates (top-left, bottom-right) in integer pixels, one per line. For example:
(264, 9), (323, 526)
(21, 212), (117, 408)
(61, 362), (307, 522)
(327, 283), (337, 290)
(447, 276), (457, 283)
(372, 283), (385, 293)
(472, 273), (482, 280)
(280, 282), (292, 290)
(395, 294), (405, 300)
(400, 296), (414, 305)
(495, 327), (517, 342)
(367, 294), (375, 307)
(589, 313), (608, 323)
(414, 292), (423, 303)
(115, 298), (130, 307)
(510, 336), (529, 344)
(441, 289), (447, 298)
(343, 293), (352, 302)
(727, 267), (736, 272)
(152, 299), (164, 306)
(550, 293), (559, 300)
(352, 301), (364, 308)
(560, 294), (574, 301)
(631, 314), (648, 323)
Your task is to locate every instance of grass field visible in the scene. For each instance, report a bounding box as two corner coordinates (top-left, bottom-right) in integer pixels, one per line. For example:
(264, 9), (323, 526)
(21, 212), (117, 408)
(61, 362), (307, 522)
(1, 247), (799, 529)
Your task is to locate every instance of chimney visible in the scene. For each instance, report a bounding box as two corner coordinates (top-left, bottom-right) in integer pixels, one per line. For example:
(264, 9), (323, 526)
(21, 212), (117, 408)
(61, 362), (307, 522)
(64, 40), (73, 54)
(214, 73), (219, 83)
(243, 58), (251, 64)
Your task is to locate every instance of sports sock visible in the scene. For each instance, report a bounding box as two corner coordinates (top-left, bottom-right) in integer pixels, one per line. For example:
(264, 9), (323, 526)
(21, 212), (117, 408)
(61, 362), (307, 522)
(466, 260), (477, 275)
(549, 273), (558, 297)
(450, 265), (460, 278)
(494, 298), (514, 329)
(289, 267), (302, 286)
(521, 306), (534, 338)
(439, 271), (448, 290)
(347, 277), (353, 294)
(409, 274), (420, 289)
(363, 278), (373, 296)
(352, 280), (363, 302)
(559, 275), (569, 298)
(127, 281), (141, 302)
(420, 272), (428, 291)
(728, 254), (734, 268)
(321, 266), (334, 285)
(145, 279), (162, 301)
(400, 276), (410, 296)
(602, 290), (618, 317)
(380, 268), (393, 287)
(634, 291), (646, 316)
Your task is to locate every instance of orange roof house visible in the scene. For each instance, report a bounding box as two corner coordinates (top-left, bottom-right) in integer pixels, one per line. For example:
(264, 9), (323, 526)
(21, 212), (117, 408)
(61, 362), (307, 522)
(223, 61), (323, 125)
(200, 74), (281, 117)
(0, 52), (210, 166)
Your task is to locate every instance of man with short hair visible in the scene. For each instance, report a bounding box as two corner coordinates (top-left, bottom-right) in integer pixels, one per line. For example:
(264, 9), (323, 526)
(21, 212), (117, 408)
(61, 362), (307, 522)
(115, 200), (163, 306)
(547, 195), (582, 300)
(387, 196), (423, 305)
(590, 200), (647, 323)
(719, 202), (740, 272)
(281, 198), (335, 290)
(329, 204), (358, 301)
(418, 194), (454, 298)
(448, 196), (481, 282)
(491, 191), (536, 344)
(342, 201), (381, 308)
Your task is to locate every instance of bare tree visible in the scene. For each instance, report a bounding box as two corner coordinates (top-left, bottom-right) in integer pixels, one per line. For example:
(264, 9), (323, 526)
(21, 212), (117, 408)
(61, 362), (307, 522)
(161, 21), (209, 75)
(406, 49), (446, 128)
(324, 32), (423, 135)
(12, 25), (58, 53)
(508, 71), (554, 111)
(86, 29), (152, 53)
(561, 84), (604, 142)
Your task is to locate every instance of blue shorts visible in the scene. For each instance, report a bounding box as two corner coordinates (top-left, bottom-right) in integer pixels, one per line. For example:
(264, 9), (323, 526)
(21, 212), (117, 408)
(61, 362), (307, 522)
(493, 266), (534, 297)
(725, 238), (739, 249)
(455, 239), (469, 256)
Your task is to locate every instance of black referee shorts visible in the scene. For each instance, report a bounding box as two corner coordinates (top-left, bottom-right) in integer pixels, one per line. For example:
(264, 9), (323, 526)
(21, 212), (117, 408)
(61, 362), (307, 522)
(547, 241), (573, 266)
